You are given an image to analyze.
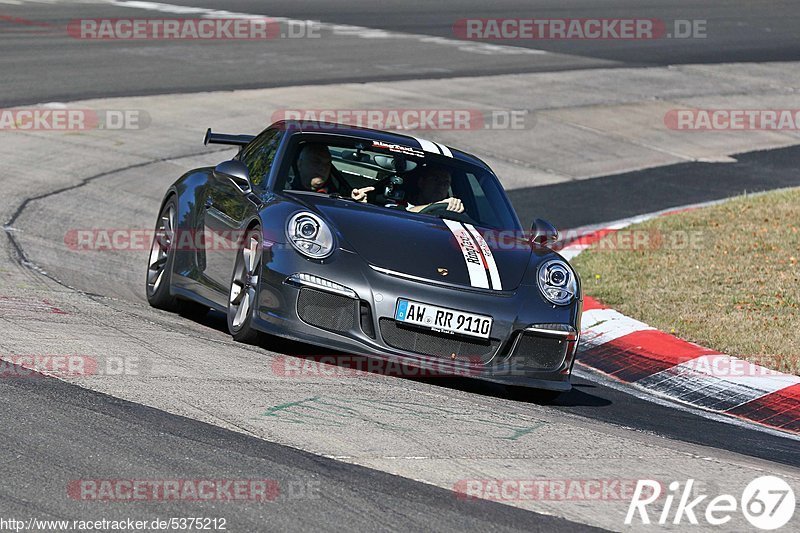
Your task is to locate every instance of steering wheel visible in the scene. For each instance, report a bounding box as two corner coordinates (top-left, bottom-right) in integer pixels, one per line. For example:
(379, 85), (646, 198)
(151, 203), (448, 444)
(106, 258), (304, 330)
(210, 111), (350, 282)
(418, 201), (478, 224)
(362, 174), (404, 205)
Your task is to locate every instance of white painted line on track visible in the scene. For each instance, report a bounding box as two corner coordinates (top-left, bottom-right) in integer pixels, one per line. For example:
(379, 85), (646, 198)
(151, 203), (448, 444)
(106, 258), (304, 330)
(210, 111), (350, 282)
(107, 0), (548, 56)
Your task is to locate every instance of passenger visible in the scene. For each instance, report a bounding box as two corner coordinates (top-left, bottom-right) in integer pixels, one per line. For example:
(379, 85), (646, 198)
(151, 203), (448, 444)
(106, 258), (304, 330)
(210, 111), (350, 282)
(406, 164), (464, 213)
(294, 144), (373, 202)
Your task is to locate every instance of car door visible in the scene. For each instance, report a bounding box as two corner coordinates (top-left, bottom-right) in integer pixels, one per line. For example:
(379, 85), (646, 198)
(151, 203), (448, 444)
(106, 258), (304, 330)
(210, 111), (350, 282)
(200, 128), (283, 296)
(201, 173), (251, 296)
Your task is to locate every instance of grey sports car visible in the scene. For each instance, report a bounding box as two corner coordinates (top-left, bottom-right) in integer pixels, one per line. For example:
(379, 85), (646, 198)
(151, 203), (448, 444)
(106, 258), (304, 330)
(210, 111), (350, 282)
(146, 120), (582, 395)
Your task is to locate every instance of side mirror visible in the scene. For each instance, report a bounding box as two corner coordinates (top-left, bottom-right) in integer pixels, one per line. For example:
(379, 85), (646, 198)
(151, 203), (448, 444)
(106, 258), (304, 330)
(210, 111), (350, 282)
(531, 218), (559, 246)
(214, 160), (252, 194)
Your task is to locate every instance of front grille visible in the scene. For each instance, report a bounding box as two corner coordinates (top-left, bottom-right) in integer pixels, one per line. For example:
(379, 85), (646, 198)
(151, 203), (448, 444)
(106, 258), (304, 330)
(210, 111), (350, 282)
(511, 333), (568, 371)
(297, 288), (357, 333)
(379, 318), (498, 364)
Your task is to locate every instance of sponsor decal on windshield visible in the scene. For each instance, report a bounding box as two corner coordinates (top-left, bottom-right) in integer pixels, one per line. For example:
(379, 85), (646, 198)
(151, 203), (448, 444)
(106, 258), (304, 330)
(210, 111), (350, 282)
(371, 140), (425, 158)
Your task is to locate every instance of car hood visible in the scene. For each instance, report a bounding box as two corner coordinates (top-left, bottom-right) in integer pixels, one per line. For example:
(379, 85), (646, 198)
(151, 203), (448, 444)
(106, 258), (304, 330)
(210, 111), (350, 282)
(292, 194), (532, 291)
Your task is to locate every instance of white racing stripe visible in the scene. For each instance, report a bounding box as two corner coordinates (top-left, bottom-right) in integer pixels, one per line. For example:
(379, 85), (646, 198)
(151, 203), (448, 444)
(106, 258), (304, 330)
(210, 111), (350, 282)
(411, 136), (441, 155)
(443, 219), (489, 289)
(464, 223), (502, 290)
(444, 220), (504, 290)
(410, 137), (453, 158)
(434, 142), (453, 158)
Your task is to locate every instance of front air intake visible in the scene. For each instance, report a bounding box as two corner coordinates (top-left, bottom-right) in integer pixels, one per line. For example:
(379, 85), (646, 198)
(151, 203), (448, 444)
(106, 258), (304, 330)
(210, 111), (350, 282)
(297, 288), (357, 333)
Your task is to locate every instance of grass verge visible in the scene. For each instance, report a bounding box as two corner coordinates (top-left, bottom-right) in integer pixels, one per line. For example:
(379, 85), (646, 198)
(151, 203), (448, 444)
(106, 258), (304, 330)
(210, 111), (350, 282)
(571, 187), (800, 374)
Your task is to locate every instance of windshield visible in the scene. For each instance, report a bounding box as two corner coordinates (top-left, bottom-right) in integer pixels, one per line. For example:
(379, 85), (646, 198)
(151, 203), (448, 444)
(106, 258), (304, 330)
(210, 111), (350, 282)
(280, 138), (521, 231)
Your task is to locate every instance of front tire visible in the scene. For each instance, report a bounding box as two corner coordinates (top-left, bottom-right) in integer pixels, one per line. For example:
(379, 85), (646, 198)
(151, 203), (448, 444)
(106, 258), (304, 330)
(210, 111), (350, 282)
(227, 227), (262, 344)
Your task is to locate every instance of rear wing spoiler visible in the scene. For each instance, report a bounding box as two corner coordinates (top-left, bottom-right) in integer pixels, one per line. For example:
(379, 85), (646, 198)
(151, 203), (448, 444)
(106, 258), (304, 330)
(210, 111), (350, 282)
(204, 128), (255, 148)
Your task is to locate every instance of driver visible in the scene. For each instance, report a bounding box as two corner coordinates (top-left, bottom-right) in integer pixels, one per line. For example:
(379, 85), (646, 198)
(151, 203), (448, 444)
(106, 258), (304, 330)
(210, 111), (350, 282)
(406, 164), (464, 213)
(293, 143), (373, 202)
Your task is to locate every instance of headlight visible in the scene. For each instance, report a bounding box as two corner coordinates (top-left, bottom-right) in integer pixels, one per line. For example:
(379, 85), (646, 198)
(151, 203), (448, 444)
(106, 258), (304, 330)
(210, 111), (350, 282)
(286, 212), (334, 259)
(537, 259), (577, 306)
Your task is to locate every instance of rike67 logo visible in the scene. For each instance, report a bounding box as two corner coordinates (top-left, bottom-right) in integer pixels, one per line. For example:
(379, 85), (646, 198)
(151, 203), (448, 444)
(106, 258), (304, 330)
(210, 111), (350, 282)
(626, 476), (795, 530)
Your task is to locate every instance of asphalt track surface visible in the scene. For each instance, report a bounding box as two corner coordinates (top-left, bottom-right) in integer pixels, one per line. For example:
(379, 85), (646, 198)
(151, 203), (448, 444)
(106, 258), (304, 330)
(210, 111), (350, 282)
(2, 1), (800, 531)
(508, 144), (800, 229)
(0, 360), (599, 532)
(1, 0), (799, 105)
(7, 140), (800, 468)
(166, 0), (800, 63)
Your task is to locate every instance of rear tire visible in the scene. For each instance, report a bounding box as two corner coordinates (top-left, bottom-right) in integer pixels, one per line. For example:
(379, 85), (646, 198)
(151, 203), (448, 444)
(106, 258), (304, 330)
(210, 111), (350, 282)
(145, 197), (209, 319)
(146, 197), (180, 311)
(227, 226), (262, 344)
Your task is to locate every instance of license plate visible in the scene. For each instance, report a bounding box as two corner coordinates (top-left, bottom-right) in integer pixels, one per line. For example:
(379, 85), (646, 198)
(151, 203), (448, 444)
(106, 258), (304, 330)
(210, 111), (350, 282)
(394, 299), (492, 339)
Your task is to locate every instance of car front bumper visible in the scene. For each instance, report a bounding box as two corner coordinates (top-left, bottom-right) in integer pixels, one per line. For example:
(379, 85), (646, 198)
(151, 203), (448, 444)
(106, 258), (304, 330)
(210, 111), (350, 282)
(253, 245), (581, 390)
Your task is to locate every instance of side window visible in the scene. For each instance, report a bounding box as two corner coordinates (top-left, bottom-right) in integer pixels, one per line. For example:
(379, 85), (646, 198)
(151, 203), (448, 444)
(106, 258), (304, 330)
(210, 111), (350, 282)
(240, 129), (283, 188)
